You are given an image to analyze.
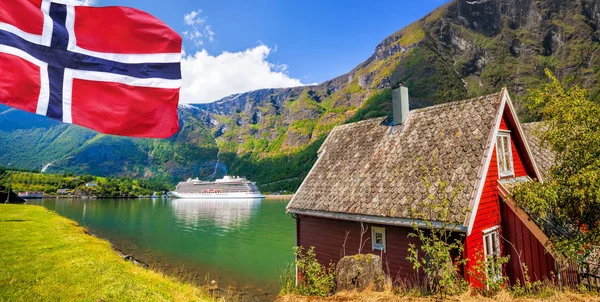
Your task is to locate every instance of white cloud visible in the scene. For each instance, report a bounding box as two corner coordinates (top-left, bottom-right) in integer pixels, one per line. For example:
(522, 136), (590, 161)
(180, 45), (310, 104)
(183, 9), (214, 47)
(52, 0), (96, 5)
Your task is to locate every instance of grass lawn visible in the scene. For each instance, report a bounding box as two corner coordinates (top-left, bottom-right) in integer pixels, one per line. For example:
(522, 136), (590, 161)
(0, 204), (212, 301)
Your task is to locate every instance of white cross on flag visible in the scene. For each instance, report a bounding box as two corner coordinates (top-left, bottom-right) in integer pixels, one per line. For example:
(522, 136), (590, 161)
(0, 0), (182, 138)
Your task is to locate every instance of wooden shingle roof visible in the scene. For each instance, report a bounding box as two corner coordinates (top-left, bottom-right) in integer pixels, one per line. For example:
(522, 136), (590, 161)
(288, 91), (507, 227)
(521, 122), (556, 180)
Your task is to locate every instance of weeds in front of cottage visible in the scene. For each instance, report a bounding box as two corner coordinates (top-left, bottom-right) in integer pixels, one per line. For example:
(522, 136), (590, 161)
(279, 246), (335, 297)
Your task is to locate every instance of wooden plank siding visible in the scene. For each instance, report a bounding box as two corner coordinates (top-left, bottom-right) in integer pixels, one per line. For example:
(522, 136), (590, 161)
(499, 112), (529, 179)
(464, 112), (532, 286)
(501, 104), (538, 178)
(464, 147), (502, 286)
(297, 214), (425, 282)
(500, 200), (557, 284)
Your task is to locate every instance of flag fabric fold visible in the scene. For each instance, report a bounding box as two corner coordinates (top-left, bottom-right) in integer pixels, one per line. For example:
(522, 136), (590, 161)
(0, 0), (182, 138)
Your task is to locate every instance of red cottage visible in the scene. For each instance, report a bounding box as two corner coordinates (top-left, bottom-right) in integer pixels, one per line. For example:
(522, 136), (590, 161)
(286, 88), (576, 287)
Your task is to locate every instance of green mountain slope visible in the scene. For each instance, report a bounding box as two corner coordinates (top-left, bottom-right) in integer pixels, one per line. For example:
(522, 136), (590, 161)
(2, 0), (600, 191)
(197, 0), (600, 191)
(0, 105), (218, 182)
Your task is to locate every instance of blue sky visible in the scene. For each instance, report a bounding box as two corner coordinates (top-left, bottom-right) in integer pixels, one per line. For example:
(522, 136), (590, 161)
(84, 0), (451, 103)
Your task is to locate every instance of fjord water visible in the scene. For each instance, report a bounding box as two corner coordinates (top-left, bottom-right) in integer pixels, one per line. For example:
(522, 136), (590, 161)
(28, 198), (295, 299)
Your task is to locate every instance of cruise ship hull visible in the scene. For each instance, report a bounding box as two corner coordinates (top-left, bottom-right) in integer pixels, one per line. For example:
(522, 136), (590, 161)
(171, 176), (263, 199)
(170, 192), (264, 199)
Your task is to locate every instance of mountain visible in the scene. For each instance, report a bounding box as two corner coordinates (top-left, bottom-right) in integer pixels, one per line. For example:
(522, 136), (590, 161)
(195, 0), (600, 191)
(2, 0), (600, 191)
(0, 105), (218, 182)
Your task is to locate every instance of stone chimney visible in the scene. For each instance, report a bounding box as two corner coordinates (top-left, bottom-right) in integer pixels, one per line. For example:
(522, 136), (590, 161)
(392, 86), (409, 126)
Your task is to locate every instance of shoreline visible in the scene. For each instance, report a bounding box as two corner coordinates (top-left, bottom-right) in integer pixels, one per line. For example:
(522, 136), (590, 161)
(32, 195), (293, 200)
(25, 199), (285, 301)
(108, 239), (279, 301)
(264, 195), (294, 199)
(0, 204), (214, 301)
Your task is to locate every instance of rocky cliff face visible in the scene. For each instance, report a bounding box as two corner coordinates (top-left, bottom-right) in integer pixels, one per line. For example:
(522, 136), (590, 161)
(189, 0), (600, 191)
(439, 0), (600, 96)
(199, 0), (600, 151)
(2, 0), (600, 191)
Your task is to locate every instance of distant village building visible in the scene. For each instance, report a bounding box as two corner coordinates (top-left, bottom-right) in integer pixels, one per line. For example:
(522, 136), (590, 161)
(287, 88), (577, 287)
(56, 189), (71, 195)
(85, 182), (97, 187)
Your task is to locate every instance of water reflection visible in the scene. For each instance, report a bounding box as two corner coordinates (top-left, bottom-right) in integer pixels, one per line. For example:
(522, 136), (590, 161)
(170, 199), (261, 230)
(27, 197), (294, 299)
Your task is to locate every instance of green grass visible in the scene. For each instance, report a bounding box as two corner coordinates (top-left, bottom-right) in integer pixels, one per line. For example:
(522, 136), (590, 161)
(398, 23), (426, 47)
(0, 204), (213, 301)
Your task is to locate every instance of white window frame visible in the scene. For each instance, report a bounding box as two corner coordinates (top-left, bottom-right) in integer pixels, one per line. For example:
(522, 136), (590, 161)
(496, 131), (514, 177)
(482, 226), (502, 281)
(371, 226), (386, 253)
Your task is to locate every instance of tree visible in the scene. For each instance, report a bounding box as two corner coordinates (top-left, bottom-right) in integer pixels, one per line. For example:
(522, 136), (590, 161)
(81, 174), (95, 183)
(512, 69), (600, 264)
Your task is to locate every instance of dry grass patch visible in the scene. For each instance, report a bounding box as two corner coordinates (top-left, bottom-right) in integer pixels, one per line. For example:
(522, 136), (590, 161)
(277, 289), (600, 302)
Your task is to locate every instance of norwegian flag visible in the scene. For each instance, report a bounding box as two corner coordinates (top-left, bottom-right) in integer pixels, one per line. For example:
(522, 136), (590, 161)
(0, 0), (182, 138)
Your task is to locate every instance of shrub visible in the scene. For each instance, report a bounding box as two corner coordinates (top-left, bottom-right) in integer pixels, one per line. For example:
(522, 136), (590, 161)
(280, 246), (335, 297)
(407, 158), (469, 297)
(468, 251), (509, 296)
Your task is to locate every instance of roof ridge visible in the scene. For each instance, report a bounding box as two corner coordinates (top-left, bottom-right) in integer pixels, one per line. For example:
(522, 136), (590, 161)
(334, 90), (503, 132)
(411, 91), (503, 113)
(334, 116), (387, 130)
(522, 121), (544, 126)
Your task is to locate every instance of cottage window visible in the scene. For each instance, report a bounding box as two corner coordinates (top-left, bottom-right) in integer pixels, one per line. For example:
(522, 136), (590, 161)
(483, 226), (502, 281)
(371, 226), (386, 252)
(496, 132), (514, 177)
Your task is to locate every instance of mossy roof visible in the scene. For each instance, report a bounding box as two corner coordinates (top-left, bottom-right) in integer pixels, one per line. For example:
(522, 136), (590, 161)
(521, 122), (556, 180)
(288, 91), (506, 225)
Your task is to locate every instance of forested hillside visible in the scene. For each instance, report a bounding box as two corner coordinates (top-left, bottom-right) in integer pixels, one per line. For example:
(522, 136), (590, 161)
(0, 167), (171, 197)
(0, 105), (218, 183)
(2, 0), (600, 192)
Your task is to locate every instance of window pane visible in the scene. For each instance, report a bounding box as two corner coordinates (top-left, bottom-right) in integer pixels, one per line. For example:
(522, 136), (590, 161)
(483, 234), (488, 256)
(492, 233), (499, 255)
(483, 229), (502, 280)
(503, 136), (509, 171)
(375, 232), (383, 244)
(497, 134), (514, 175)
(505, 136), (513, 173)
(496, 136), (502, 153)
(497, 137), (505, 172)
(503, 136), (509, 172)
(372, 227), (385, 251)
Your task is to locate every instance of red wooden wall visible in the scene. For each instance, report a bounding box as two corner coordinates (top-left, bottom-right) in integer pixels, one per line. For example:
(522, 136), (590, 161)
(463, 147), (503, 285)
(500, 200), (557, 284)
(464, 110), (533, 285)
(499, 115), (531, 178)
(297, 214), (424, 282)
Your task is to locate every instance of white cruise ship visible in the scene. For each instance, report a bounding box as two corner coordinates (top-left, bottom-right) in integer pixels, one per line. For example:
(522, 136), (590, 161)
(18, 191), (44, 199)
(170, 176), (264, 199)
